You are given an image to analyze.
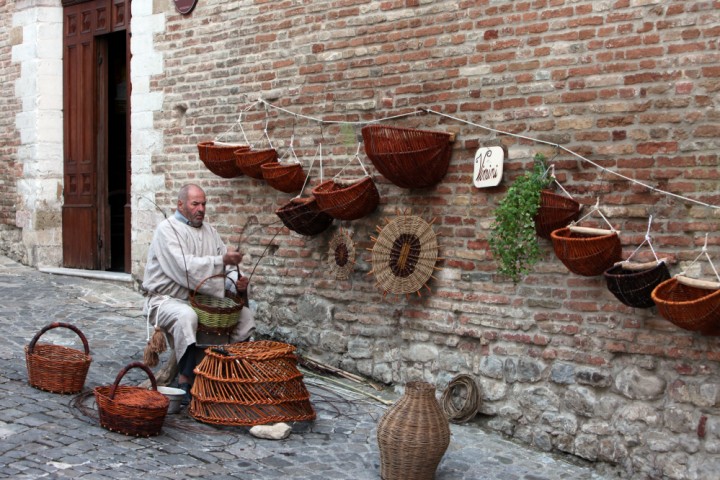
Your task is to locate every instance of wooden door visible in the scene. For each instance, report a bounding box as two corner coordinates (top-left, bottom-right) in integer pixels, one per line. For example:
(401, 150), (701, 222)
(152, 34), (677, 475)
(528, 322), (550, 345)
(62, 0), (130, 269)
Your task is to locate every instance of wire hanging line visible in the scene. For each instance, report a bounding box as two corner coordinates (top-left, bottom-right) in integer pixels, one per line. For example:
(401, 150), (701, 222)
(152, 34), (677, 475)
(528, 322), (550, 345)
(224, 99), (719, 211)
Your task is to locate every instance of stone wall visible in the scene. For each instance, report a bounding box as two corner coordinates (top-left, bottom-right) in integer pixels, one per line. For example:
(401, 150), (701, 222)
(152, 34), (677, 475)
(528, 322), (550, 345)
(136, 1), (720, 477)
(0, 0), (22, 261)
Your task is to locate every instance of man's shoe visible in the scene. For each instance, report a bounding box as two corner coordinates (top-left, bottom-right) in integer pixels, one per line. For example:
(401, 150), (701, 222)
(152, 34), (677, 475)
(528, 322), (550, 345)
(179, 382), (192, 406)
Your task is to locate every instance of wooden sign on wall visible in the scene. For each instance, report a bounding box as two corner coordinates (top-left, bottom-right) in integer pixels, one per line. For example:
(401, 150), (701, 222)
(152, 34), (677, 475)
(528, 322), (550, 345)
(473, 146), (505, 188)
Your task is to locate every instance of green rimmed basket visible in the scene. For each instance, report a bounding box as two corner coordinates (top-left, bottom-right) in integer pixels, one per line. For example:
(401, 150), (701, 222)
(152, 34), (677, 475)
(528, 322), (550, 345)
(190, 272), (244, 335)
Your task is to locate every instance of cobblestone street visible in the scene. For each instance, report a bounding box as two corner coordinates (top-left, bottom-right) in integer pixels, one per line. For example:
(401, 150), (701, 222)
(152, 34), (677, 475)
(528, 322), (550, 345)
(0, 256), (610, 479)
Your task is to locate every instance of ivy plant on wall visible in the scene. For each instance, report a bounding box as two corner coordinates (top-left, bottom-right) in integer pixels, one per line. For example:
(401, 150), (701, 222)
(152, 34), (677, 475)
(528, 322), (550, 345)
(489, 153), (551, 283)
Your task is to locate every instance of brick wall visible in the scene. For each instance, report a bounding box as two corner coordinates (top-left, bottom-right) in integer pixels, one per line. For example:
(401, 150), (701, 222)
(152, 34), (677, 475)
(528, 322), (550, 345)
(143, 1), (720, 477)
(0, 0), (22, 256)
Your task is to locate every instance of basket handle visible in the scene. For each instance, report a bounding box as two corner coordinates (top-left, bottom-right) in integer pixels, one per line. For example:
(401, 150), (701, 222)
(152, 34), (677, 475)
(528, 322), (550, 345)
(108, 362), (158, 400)
(27, 322), (90, 356)
(190, 267), (244, 306)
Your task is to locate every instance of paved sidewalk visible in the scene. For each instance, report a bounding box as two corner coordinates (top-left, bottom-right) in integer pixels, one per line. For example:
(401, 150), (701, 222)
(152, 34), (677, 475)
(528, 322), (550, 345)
(0, 255), (610, 479)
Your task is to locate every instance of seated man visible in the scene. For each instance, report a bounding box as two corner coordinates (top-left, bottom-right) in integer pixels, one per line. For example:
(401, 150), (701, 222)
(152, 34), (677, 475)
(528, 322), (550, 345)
(141, 183), (255, 403)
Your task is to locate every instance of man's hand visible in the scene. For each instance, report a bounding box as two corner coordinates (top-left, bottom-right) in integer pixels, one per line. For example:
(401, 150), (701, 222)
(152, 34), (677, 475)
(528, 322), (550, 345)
(236, 275), (249, 292)
(223, 247), (243, 266)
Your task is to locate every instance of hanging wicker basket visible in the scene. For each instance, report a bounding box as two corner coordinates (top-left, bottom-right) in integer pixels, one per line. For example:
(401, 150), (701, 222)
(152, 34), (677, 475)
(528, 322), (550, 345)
(534, 190), (581, 240)
(651, 277), (720, 334)
(261, 162), (305, 193)
(276, 196), (334, 236)
(190, 272), (244, 335)
(197, 142), (247, 178)
(94, 362), (169, 437)
(312, 176), (380, 221)
(604, 261), (671, 309)
(24, 322), (92, 394)
(189, 341), (316, 426)
(235, 148), (279, 179)
(361, 124), (454, 188)
(551, 227), (622, 276)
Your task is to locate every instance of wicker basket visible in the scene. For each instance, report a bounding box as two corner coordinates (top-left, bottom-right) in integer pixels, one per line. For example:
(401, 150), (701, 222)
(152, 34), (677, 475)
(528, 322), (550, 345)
(651, 278), (720, 334)
(189, 341), (316, 426)
(551, 227), (622, 276)
(604, 261), (671, 309)
(311, 176), (380, 221)
(361, 124), (454, 188)
(197, 142), (247, 178)
(24, 322), (92, 394)
(235, 148), (279, 179)
(261, 162), (305, 193)
(534, 190), (581, 240)
(190, 272), (244, 335)
(94, 362), (169, 437)
(276, 196), (334, 236)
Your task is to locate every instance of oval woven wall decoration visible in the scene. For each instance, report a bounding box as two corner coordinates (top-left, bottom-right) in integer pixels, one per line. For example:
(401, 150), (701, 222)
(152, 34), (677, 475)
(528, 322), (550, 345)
(370, 215), (439, 297)
(328, 228), (356, 280)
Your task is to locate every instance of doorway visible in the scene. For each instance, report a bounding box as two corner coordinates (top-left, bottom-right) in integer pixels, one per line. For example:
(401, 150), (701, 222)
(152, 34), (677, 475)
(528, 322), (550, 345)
(62, 0), (131, 273)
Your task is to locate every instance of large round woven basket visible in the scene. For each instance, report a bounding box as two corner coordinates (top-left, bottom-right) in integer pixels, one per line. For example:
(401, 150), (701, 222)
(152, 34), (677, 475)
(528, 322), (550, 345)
(190, 273), (244, 335)
(276, 196), (334, 236)
(551, 227), (622, 276)
(604, 261), (670, 309)
(534, 190), (581, 240)
(361, 124), (454, 189)
(311, 176), (380, 221)
(370, 215), (439, 296)
(189, 341), (316, 426)
(235, 148), (279, 179)
(261, 162), (305, 193)
(197, 142), (247, 178)
(651, 278), (720, 334)
(94, 362), (169, 437)
(25, 322), (92, 394)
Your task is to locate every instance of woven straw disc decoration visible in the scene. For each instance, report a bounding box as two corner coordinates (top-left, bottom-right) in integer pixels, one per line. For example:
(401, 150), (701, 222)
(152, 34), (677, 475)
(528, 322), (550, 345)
(328, 228), (356, 280)
(371, 215), (439, 296)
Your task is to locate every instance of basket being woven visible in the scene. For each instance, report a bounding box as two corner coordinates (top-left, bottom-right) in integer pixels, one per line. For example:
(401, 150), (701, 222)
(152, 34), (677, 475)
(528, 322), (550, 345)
(551, 227), (622, 276)
(604, 261), (670, 309)
(261, 162), (305, 193)
(651, 278), (720, 334)
(197, 142), (247, 178)
(311, 176), (380, 221)
(276, 196), (334, 236)
(361, 124), (454, 189)
(94, 362), (169, 437)
(25, 322), (92, 394)
(534, 190), (581, 240)
(235, 148), (279, 179)
(190, 273), (244, 335)
(189, 341), (316, 426)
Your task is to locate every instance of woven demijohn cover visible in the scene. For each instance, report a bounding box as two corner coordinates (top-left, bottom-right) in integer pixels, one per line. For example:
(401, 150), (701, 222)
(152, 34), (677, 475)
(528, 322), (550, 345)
(604, 261), (671, 309)
(377, 381), (450, 480)
(534, 190), (581, 240)
(328, 228), (356, 280)
(651, 278), (720, 334)
(189, 340), (316, 426)
(361, 124), (454, 189)
(551, 227), (622, 276)
(276, 196), (334, 236)
(235, 148), (279, 179)
(371, 215), (438, 296)
(25, 322), (92, 394)
(94, 362), (169, 437)
(197, 142), (247, 178)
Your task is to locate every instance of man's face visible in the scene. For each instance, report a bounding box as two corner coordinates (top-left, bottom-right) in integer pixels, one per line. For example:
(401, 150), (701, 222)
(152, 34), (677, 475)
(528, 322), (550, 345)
(179, 188), (206, 227)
